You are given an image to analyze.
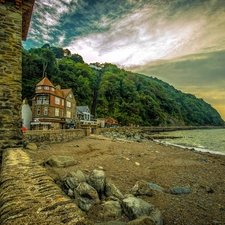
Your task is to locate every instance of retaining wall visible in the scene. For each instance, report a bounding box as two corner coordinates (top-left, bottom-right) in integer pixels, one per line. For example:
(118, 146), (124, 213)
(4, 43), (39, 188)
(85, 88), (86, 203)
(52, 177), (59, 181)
(23, 129), (85, 145)
(96, 126), (224, 135)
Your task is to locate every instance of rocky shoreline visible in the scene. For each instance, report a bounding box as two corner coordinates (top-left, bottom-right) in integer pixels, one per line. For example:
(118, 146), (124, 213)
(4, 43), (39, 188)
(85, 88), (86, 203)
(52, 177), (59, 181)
(25, 133), (225, 224)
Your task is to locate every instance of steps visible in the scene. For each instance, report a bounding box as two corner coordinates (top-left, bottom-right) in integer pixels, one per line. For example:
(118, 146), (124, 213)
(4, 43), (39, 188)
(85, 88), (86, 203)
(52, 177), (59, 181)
(0, 148), (86, 225)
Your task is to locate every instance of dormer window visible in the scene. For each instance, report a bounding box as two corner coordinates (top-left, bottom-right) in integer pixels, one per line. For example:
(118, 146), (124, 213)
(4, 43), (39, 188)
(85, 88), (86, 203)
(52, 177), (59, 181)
(37, 86), (42, 90)
(44, 86), (49, 90)
(52, 87), (55, 92)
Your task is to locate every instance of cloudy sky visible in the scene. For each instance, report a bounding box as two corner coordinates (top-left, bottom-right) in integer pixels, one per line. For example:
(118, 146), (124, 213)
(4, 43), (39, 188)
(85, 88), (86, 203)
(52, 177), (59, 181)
(23, 0), (225, 120)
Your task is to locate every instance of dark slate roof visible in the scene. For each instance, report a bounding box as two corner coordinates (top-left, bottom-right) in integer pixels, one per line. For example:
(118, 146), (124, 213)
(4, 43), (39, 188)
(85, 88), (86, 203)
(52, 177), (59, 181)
(76, 106), (89, 113)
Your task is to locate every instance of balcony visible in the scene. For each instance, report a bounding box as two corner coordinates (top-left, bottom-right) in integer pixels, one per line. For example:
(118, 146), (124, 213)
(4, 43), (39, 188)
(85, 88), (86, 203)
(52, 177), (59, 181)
(36, 100), (49, 105)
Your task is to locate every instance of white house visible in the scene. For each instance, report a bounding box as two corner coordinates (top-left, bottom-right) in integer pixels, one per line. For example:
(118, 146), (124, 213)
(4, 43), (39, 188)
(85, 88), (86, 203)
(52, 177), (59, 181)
(22, 98), (32, 130)
(76, 106), (91, 121)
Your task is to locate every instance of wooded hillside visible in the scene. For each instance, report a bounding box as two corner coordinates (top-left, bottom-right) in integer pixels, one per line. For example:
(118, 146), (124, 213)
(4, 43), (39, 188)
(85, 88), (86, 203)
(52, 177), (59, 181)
(22, 45), (225, 126)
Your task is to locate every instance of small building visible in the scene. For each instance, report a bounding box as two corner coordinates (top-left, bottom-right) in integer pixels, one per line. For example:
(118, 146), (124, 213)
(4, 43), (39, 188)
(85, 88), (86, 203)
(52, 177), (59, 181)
(96, 117), (119, 128)
(105, 117), (119, 128)
(76, 106), (90, 123)
(31, 77), (76, 130)
(96, 118), (106, 128)
(22, 98), (32, 130)
(76, 106), (96, 125)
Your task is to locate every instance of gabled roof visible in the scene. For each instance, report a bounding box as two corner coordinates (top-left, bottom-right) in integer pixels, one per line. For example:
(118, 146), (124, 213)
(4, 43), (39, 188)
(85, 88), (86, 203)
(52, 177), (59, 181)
(61, 89), (72, 98)
(106, 117), (119, 123)
(36, 77), (54, 87)
(76, 106), (90, 113)
(55, 88), (64, 98)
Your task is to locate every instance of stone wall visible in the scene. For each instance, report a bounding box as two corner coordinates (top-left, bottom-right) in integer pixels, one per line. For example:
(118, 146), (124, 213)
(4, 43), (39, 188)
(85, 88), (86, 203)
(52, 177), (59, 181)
(0, 2), (22, 149)
(96, 127), (142, 135)
(23, 129), (86, 145)
(95, 126), (222, 136)
(0, 148), (85, 224)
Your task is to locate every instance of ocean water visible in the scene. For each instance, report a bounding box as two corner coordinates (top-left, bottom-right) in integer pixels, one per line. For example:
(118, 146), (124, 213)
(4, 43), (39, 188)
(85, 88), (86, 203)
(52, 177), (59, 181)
(155, 128), (225, 155)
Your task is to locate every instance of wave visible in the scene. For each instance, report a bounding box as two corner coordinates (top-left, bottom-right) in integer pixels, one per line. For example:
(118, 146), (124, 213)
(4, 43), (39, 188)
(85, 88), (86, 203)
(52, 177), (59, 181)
(154, 129), (225, 156)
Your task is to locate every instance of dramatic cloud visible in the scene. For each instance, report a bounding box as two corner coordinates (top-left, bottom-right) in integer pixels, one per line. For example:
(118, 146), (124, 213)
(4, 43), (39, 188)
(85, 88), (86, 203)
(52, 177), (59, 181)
(23, 0), (225, 119)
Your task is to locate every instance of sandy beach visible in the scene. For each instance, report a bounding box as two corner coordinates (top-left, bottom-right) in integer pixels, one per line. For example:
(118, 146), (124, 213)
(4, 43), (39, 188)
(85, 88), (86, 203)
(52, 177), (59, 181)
(28, 134), (225, 224)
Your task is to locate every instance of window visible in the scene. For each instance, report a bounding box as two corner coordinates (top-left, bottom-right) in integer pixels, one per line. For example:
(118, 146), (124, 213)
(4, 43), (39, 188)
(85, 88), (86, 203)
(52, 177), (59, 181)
(37, 86), (42, 90)
(51, 87), (55, 92)
(55, 108), (59, 117)
(37, 107), (41, 116)
(55, 97), (60, 105)
(36, 95), (49, 105)
(44, 107), (48, 116)
(66, 111), (71, 118)
(69, 94), (72, 98)
(67, 101), (71, 107)
(44, 86), (49, 90)
(62, 99), (64, 106)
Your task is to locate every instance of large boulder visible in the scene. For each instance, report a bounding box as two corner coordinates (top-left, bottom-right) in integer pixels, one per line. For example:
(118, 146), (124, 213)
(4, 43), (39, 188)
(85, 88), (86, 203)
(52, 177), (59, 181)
(150, 209), (163, 225)
(148, 182), (165, 193)
(63, 176), (80, 191)
(87, 169), (106, 197)
(170, 187), (191, 195)
(122, 196), (163, 225)
(46, 155), (78, 168)
(25, 142), (37, 150)
(75, 170), (86, 183)
(105, 180), (124, 199)
(63, 170), (86, 191)
(122, 196), (154, 219)
(131, 180), (153, 197)
(75, 182), (100, 211)
(102, 200), (122, 219)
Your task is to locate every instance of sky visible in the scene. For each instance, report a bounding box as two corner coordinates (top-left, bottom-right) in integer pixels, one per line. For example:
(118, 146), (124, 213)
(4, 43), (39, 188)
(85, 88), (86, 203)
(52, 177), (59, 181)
(23, 0), (225, 120)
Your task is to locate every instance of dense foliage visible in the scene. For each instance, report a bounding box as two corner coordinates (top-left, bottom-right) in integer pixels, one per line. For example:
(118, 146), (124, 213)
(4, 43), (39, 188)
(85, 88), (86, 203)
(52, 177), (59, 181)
(22, 46), (225, 126)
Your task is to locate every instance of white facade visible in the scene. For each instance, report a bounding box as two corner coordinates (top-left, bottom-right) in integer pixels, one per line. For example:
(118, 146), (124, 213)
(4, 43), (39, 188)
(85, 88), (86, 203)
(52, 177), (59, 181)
(22, 100), (32, 130)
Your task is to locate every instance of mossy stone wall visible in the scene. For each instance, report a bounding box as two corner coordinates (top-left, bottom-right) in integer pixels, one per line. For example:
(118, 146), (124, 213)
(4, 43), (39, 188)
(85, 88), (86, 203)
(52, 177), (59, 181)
(0, 2), (22, 149)
(23, 129), (86, 145)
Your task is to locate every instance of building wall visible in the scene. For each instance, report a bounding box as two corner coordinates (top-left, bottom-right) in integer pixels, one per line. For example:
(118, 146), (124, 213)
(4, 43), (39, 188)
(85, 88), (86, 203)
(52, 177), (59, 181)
(22, 103), (32, 130)
(0, 2), (22, 148)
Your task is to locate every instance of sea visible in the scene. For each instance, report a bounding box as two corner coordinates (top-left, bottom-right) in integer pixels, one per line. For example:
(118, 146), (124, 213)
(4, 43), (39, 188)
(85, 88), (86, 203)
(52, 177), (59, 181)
(155, 128), (225, 156)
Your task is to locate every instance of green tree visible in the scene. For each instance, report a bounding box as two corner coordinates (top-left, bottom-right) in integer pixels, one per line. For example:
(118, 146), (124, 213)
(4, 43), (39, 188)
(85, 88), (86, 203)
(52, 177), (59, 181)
(70, 54), (84, 64)
(29, 48), (56, 77)
(22, 46), (225, 126)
